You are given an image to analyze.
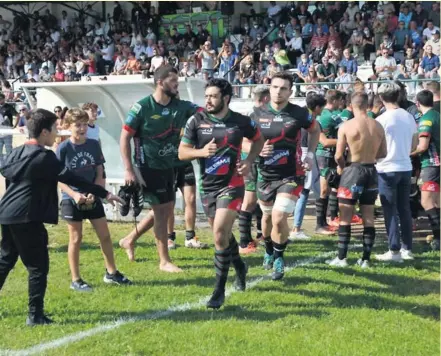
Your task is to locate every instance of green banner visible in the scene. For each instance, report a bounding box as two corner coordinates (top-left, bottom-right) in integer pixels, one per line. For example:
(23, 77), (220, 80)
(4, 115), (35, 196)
(160, 11), (224, 42)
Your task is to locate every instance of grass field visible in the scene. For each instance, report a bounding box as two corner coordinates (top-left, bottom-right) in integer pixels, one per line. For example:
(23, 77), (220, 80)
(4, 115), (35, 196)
(0, 220), (439, 356)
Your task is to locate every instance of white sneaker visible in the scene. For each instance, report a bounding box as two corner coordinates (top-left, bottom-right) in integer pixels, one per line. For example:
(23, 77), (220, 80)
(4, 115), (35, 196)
(375, 250), (403, 263)
(184, 237), (208, 249)
(167, 239), (176, 250)
(356, 259), (371, 269)
(326, 256), (348, 267)
(400, 248), (414, 260)
(289, 230), (311, 241)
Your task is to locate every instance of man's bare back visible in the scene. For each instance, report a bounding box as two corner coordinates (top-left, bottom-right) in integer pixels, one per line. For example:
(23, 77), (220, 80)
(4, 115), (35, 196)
(338, 113), (387, 165)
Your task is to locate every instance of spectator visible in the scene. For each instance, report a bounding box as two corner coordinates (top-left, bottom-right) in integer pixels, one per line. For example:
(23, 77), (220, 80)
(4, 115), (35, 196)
(429, 2), (440, 28)
(294, 3), (312, 23)
(362, 26), (375, 64)
(26, 68), (39, 82)
(409, 21), (423, 52)
(376, 34), (394, 56)
(335, 66), (352, 91)
(149, 48), (165, 74)
(294, 53), (310, 96)
(249, 21), (264, 41)
(285, 17), (299, 40)
(393, 21), (409, 52)
(425, 30), (440, 57)
(412, 3), (428, 31)
(310, 26), (328, 62)
(195, 23), (209, 47)
(423, 20), (440, 41)
(398, 48), (420, 94)
(265, 21), (278, 43)
(399, 4), (413, 29)
(217, 43), (238, 83)
(255, 62), (267, 84)
(38, 66), (51, 82)
(374, 47), (397, 80)
(111, 53), (126, 75)
(419, 45), (440, 79)
(373, 10), (388, 49)
(0, 93), (17, 166)
(285, 30), (303, 64)
(234, 55), (255, 96)
(340, 12), (355, 45)
(124, 52), (140, 74)
(317, 56), (336, 88)
(54, 67), (65, 82)
(327, 25), (342, 49)
(324, 40), (342, 66)
(264, 57), (281, 84)
(179, 62), (195, 78)
(198, 40), (216, 80)
(345, 2), (360, 21)
(304, 66), (322, 94)
(347, 29), (364, 58)
(386, 8), (399, 34)
(300, 17), (313, 47)
(339, 48), (358, 76)
(167, 49), (179, 70)
(17, 105), (28, 128)
(274, 48), (291, 70)
(375, 82), (416, 263)
(266, 1), (282, 27)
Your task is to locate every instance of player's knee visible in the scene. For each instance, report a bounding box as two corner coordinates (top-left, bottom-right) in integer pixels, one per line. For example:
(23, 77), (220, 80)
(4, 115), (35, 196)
(273, 196), (295, 215)
(260, 203), (273, 216)
(69, 232), (83, 246)
(213, 225), (229, 243)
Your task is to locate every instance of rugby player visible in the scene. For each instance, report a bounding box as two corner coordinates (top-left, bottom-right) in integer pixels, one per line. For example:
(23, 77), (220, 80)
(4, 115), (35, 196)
(411, 90), (440, 251)
(119, 65), (199, 272)
(328, 92), (387, 268)
(179, 78), (264, 309)
(255, 72), (320, 280)
(238, 85), (270, 254)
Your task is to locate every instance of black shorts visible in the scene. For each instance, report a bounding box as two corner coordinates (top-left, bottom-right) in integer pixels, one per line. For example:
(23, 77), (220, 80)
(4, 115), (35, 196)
(61, 199), (106, 222)
(337, 163), (378, 205)
(420, 166), (440, 192)
(174, 163), (196, 190)
(201, 186), (244, 218)
(139, 167), (175, 206)
(316, 155), (337, 178)
(257, 176), (304, 203)
(244, 162), (258, 192)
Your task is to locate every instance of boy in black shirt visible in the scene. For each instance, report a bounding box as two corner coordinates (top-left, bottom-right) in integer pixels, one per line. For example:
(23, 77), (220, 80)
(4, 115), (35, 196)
(0, 109), (122, 326)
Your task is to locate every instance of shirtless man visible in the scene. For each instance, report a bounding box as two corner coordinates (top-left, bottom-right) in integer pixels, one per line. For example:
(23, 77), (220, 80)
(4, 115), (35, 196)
(327, 92), (387, 268)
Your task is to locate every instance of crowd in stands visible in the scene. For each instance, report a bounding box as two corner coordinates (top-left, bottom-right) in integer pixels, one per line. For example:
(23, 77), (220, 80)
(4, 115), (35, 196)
(0, 1), (439, 97)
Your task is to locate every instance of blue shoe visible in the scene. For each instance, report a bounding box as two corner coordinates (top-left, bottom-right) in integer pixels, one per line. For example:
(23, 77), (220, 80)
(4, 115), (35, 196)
(70, 279), (93, 292)
(272, 257), (285, 281)
(263, 253), (274, 270)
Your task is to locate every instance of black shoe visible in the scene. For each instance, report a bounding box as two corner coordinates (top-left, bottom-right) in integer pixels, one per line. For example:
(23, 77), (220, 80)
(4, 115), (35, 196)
(234, 262), (248, 292)
(431, 239), (440, 251)
(132, 185), (144, 217)
(103, 270), (133, 285)
(117, 185), (132, 217)
(26, 314), (54, 326)
(206, 289), (225, 309)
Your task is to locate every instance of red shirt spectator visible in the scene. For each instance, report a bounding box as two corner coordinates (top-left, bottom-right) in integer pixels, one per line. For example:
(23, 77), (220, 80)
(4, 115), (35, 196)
(387, 12), (399, 33)
(54, 68), (65, 82)
(328, 25), (342, 49)
(311, 27), (328, 49)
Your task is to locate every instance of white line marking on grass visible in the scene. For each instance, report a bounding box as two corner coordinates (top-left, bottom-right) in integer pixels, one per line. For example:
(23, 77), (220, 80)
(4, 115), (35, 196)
(0, 247), (360, 356)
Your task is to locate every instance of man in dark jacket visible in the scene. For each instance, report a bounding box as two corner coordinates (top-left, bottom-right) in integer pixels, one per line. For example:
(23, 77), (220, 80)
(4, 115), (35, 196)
(0, 109), (122, 326)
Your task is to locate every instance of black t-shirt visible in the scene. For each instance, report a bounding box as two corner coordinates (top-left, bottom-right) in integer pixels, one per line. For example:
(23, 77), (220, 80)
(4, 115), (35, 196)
(182, 110), (260, 194)
(251, 103), (314, 181)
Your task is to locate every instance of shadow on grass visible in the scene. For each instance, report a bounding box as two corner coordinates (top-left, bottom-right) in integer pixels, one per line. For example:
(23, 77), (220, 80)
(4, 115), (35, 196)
(50, 242), (156, 253)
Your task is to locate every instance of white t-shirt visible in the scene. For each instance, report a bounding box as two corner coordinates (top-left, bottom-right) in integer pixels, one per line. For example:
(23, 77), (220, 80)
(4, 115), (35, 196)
(423, 26), (440, 40)
(375, 108), (417, 173)
(87, 124), (100, 141)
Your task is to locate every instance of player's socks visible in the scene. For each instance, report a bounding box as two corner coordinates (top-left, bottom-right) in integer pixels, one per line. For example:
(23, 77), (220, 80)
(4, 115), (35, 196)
(362, 227), (375, 261)
(316, 197), (329, 227)
(214, 248), (231, 292)
(238, 211), (253, 248)
(168, 232), (176, 241)
(264, 236), (273, 255)
(329, 191), (338, 220)
(273, 241), (288, 259)
(229, 235), (246, 270)
(338, 225), (351, 260)
(185, 230), (196, 241)
(426, 208), (440, 241)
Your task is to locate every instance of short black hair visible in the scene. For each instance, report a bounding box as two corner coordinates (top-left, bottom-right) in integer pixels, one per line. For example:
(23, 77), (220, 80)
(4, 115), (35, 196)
(417, 90), (434, 107)
(205, 78), (233, 104)
(154, 65), (178, 84)
(271, 72), (294, 89)
(306, 92), (326, 111)
(27, 109), (57, 139)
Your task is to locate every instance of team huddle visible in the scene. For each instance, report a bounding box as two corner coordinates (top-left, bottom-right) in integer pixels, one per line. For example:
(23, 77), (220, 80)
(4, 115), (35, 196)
(0, 65), (439, 324)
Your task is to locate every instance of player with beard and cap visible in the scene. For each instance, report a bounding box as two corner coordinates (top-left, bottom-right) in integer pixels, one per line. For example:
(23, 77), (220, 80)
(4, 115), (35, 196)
(254, 72), (321, 280)
(179, 79), (264, 309)
(119, 65), (200, 273)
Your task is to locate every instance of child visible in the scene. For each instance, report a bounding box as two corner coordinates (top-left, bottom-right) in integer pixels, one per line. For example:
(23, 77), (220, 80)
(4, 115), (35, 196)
(57, 108), (131, 292)
(0, 109), (122, 326)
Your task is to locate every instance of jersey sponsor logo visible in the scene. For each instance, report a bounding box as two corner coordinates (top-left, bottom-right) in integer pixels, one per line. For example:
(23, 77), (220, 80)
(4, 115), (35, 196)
(162, 108), (170, 116)
(226, 127), (236, 134)
(422, 181), (440, 192)
(131, 103), (142, 114)
(202, 128), (213, 134)
(158, 143), (177, 157)
(205, 156), (231, 175)
(200, 124), (211, 128)
(273, 116), (283, 122)
(264, 150), (289, 165)
(420, 120), (432, 127)
(214, 123), (225, 127)
(260, 121), (272, 129)
(151, 114), (162, 119)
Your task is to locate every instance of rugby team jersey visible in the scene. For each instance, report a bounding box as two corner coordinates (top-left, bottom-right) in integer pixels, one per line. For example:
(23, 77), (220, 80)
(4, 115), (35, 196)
(181, 109), (260, 193)
(418, 108), (440, 168)
(124, 95), (198, 170)
(251, 103), (314, 182)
